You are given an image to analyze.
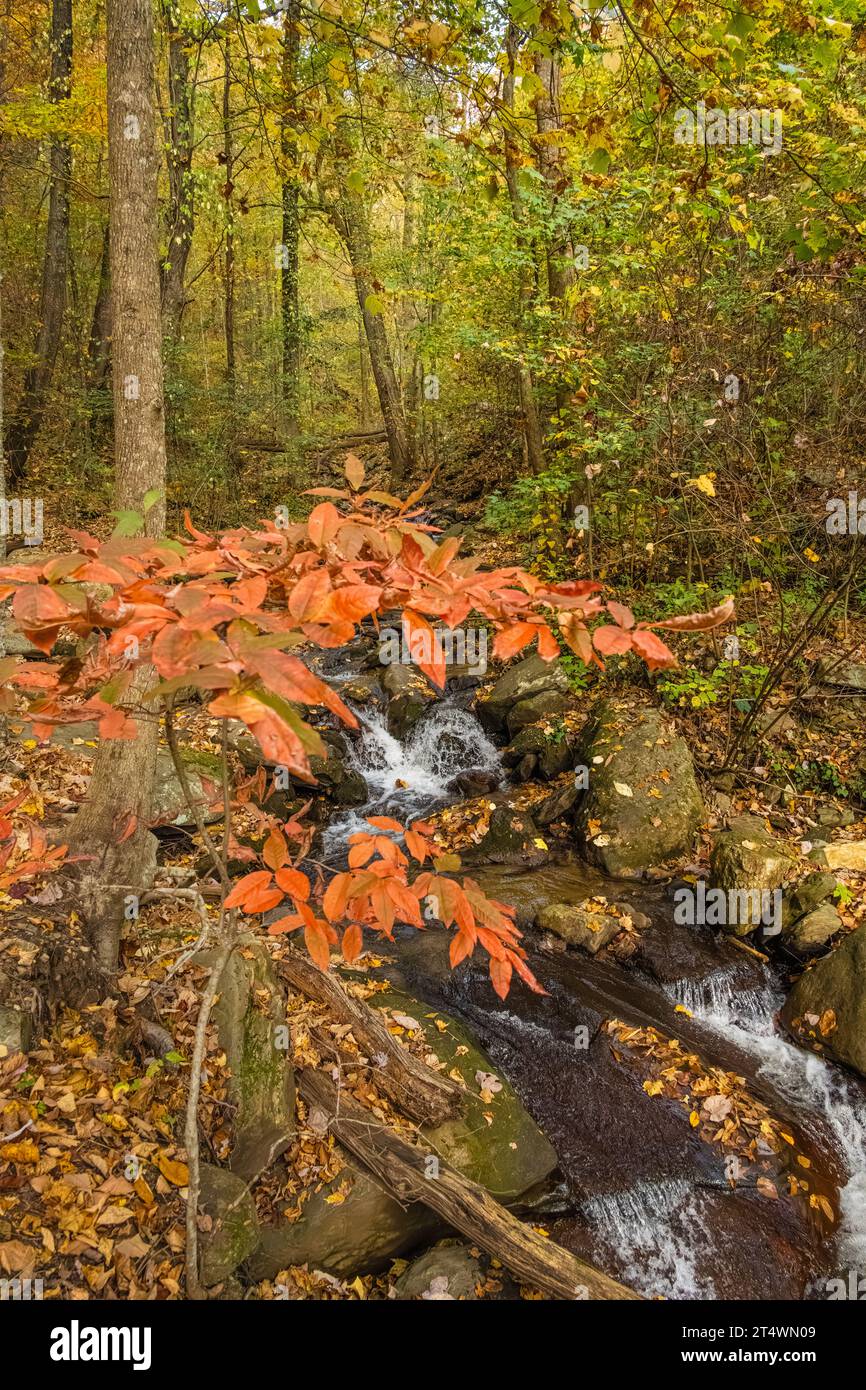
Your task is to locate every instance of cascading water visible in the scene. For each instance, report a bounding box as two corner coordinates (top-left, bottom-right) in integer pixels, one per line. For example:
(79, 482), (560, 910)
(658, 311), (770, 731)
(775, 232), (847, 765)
(322, 702), (502, 858)
(580, 1180), (713, 1300)
(667, 964), (866, 1274)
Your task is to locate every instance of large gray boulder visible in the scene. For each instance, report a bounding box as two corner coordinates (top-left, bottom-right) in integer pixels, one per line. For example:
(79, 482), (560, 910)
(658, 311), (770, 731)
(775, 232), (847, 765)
(782, 926), (866, 1078)
(477, 653), (570, 737)
(574, 699), (705, 876)
(395, 1244), (483, 1300)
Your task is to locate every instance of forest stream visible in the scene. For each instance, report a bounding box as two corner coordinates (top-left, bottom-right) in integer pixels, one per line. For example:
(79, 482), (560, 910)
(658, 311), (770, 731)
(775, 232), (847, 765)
(311, 663), (866, 1303)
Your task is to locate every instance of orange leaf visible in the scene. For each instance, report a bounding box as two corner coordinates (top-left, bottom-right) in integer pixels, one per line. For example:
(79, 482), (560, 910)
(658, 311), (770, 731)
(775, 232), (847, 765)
(342, 922), (363, 962)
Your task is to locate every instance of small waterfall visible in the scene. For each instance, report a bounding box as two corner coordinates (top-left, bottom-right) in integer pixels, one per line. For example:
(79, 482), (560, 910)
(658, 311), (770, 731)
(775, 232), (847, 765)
(668, 965), (866, 1271)
(581, 1180), (714, 1300)
(668, 966), (782, 1036)
(322, 702), (501, 857)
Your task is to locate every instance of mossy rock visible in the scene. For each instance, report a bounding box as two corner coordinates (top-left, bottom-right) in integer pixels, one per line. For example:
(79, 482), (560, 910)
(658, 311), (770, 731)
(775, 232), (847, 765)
(370, 988), (557, 1202)
(503, 720), (575, 779)
(574, 699), (705, 877)
(477, 653), (570, 737)
(781, 925), (866, 1077)
(211, 939), (295, 1182)
(467, 806), (549, 867)
(152, 745), (226, 827)
(199, 1164), (260, 1286)
(710, 815), (794, 935)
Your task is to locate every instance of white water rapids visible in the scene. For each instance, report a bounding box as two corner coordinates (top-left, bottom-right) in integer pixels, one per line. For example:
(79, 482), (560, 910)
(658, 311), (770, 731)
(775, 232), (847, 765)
(322, 702), (501, 858)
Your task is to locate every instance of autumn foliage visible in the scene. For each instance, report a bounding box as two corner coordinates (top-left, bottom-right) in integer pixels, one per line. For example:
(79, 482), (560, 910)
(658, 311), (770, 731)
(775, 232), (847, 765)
(0, 459), (734, 995)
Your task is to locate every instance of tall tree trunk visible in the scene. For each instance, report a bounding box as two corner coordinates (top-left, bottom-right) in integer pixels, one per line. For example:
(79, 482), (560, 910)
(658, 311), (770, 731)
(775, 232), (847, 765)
(66, 0), (168, 978)
(87, 221), (112, 388)
(5, 0), (72, 486)
(222, 29), (235, 395)
(279, 0), (301, 434)
(332, 184), (414, 489)
(533, 44), (575, 308)
(160, 0), (194, 334)
(503, 28), (545, 476)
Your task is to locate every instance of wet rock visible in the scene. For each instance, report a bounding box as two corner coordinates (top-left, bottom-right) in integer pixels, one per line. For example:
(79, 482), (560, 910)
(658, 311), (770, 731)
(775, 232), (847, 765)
(466, 806), (549, 867)
(211, 939), (295, 1182)
(152, 746), (225, 827)
(503, 721), (575, 779)
(446, 769), (499, 797)
(782, 925), (866, 1077)
(786, 904), (842, 956)
(199, 1164), (260, 1286)
(476, 653), (570, 737)
(308, 744), (367, 806)
(394, 1244), (482, 1300)
(382, 663), (436, 739)
(709, 815), (794, 935)
(0, 1004), (32, 1053)
(574, 700), (705, 877)
(537, 902), (623, 955)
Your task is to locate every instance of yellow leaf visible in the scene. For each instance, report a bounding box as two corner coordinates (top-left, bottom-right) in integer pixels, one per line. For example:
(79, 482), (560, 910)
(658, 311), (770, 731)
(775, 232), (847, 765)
(688, 473), (716, 498)
(689, 1110), (700, 1127)
(156, 1153), (189, 1186)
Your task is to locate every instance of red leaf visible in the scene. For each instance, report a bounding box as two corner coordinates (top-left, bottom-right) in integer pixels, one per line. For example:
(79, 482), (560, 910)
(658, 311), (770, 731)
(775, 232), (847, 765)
(224, 870), (273, 910)
(366, 815), (404, 833)
(489, 956), (513, 1000)
(493, 624), (537, 661)
(592, 624), (633, 656)
(304, 921), (332, 971)
(606, 601), (635, 630)
(649, 596), (735, 633)
(275, 866), (310, 900)
(307, 502), (341, 548)
(342, 922), (363, 962)
(344, 453), (365, 491)
(263, 827), (288, 870)
(630, 628), (677, 671)
(402, 609), (445, 688)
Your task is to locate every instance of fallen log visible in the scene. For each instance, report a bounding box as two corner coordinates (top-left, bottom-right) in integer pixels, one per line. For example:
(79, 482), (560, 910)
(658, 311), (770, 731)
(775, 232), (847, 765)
(278, 950), (463, 1128)
(298, 1067), (641, 1301)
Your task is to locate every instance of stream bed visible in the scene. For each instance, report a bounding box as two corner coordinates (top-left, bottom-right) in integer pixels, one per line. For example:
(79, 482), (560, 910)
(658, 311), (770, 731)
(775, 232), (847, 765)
(316, 682), (866, 1300)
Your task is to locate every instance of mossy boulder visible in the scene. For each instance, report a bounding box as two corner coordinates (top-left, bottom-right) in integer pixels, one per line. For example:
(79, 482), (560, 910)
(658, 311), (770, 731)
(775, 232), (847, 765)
(537, 900), (647, 955)
(786, 904), (842, 956)
(782, 926), (866, 1078)
(574, 699), (704, 876)
(710, 815), (794, 935)
(467, 805), (549, 867)
(370, 988), (557, 1202)
(211, 939), (295, 1182)
(249, 987), (557, 1279)
(199, 1164), (260, 1286)
(152, 745), (225, 827)
(477, 653), (570, 737)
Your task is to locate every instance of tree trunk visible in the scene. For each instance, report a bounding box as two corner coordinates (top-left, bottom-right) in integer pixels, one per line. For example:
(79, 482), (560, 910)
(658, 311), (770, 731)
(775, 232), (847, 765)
(87, 221), (112, 389)
(160, 0), (195, 334)
(4, 0), (72, 486)
(533, 46), (575, 309)
(279, 0), (301, 434)
(222, 29), (235, 395)
(333, 185), (414, 489)
(503, 27), (545, 476)
(66, 0), (168, 979)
